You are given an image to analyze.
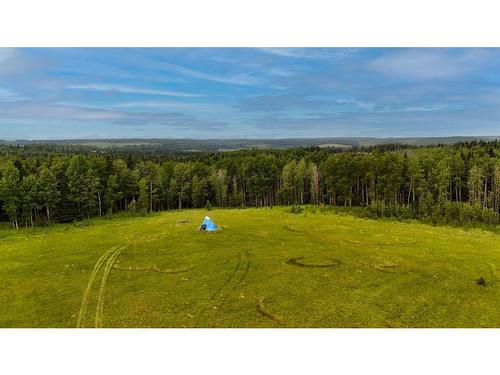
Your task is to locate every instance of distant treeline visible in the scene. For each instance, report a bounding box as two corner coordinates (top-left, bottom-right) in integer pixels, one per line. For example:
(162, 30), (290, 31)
(0, 141), (499, 229)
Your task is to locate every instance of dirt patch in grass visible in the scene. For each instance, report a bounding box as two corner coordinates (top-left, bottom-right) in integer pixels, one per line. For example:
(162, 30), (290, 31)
(359, 261), (407, 273)
(256, 298), (283, 324)
(283, 225), (301, 233)
(372, 263), (398, 271)
(476, 276), (487, 286)
(287, 257), (342, 268)
(113, 264), (195, 274)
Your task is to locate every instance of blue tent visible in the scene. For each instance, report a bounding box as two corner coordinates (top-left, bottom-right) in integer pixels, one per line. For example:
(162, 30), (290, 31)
(199, 216), (219, 232)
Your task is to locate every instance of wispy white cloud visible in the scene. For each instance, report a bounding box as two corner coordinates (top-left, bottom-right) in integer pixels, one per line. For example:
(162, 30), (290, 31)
(267, 68), (295, 77)
(0, 48), (17, 66)
(368, 49), (491, 80)
(111, 100), (230, 113)
(204, 52), (295, 78)
(0, 87), (25, 102)
(113, 101), (199, 109)
(0, 102), (124, 121)
(67, 83), (203, 98)
(386, 104), (458, 113)
(0, 102), (226, 130)
(259, 48), (305, 58)
(235, 94), (375, 112)
(235, 93), (457, 115)
(259, 48), (359, 61)
(1, 48), (500, 139)
(162, 63), (263, 86)
(0, 48), (52, 79)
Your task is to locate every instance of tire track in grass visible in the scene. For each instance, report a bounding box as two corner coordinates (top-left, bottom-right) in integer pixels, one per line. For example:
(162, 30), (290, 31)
(76, 246), (120, 328)
(236, 251), (251, 289)
(196, 251), (251, 326)
(208, 252), (242, 303)
(77, 237), (139, 328)
(113, 264), (195, 274)
(195, 252), (243, 324)
(219, 251), (251, 307)
(80, 233), (171, 328)
(94, 244), (128, 328)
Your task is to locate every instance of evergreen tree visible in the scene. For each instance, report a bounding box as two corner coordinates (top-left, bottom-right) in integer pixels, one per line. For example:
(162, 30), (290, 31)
(0, 161), (21, 229)
(138, 177), (149, 213)
(281, 160), (297, 204)
(191, 175), (203, 208)
(0, 140), (498, 227)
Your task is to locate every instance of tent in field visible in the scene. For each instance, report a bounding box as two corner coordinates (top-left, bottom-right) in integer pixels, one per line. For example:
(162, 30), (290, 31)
(199, 216), (219, 232)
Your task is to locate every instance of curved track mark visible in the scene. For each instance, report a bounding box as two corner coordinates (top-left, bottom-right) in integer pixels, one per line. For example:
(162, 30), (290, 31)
(113, 264), (195, 274)
(256, 298), (283, 324)
(219, 251), (251, 306)
(76, 246), (118, 328)
(287, 257), (341, 268)
(94, 245), (128, 328)
(208, 252), (242, 303)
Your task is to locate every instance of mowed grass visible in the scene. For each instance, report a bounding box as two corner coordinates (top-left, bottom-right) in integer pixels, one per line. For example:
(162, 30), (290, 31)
(0, 207), (499, 328)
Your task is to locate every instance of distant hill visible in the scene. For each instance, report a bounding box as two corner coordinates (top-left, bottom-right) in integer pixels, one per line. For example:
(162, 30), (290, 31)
(1, 136), (499, 152)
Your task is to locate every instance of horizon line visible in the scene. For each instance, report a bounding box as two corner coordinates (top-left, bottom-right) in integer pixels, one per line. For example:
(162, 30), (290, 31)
(2, 135), (500, 142)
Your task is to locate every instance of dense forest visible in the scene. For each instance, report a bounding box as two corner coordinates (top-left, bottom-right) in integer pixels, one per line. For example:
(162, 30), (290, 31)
(0, 141), (499, 229)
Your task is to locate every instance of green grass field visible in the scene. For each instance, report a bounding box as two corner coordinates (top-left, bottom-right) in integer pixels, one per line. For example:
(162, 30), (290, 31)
(0, 207), (499, 328)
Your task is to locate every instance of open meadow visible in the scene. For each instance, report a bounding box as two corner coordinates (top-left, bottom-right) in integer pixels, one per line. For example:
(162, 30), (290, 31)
(0, 207), (499, 328)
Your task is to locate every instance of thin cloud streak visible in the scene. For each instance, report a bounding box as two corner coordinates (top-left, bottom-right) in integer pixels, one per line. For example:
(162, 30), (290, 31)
(0, 87), (26, 102)
(162, 62), (263, 86)
(1, 48), (500, 139)
(367, 49), (492, 80)
(0, 102), (226, 130)
(67, 83), (203, 98)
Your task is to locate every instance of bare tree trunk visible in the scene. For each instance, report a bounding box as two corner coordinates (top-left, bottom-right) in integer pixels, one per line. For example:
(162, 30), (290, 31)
(150, 181), (153, 212)
(407, 181), (412, 205)
(97, 191), (102, 216)
(483, 179), (488, 208)
(46, 205), (51, 225)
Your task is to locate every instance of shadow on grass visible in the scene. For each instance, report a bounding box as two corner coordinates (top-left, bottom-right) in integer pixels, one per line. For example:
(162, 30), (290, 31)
(286, 257), (342, 268)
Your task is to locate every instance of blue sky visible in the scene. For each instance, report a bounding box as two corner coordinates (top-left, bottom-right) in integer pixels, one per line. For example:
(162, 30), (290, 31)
(0, 48), (499, 139)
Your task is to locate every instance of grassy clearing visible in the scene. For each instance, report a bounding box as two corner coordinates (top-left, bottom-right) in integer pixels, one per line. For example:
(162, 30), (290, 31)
(0, 207), (499, 327)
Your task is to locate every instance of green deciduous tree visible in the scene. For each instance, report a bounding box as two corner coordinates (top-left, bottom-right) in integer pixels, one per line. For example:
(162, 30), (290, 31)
(210, 168), (228, 207)
(171, 163), (193, 210)
(468, 165), (484, 207)
(0, 161), (21, 229)
(38, 166), (59, 224)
